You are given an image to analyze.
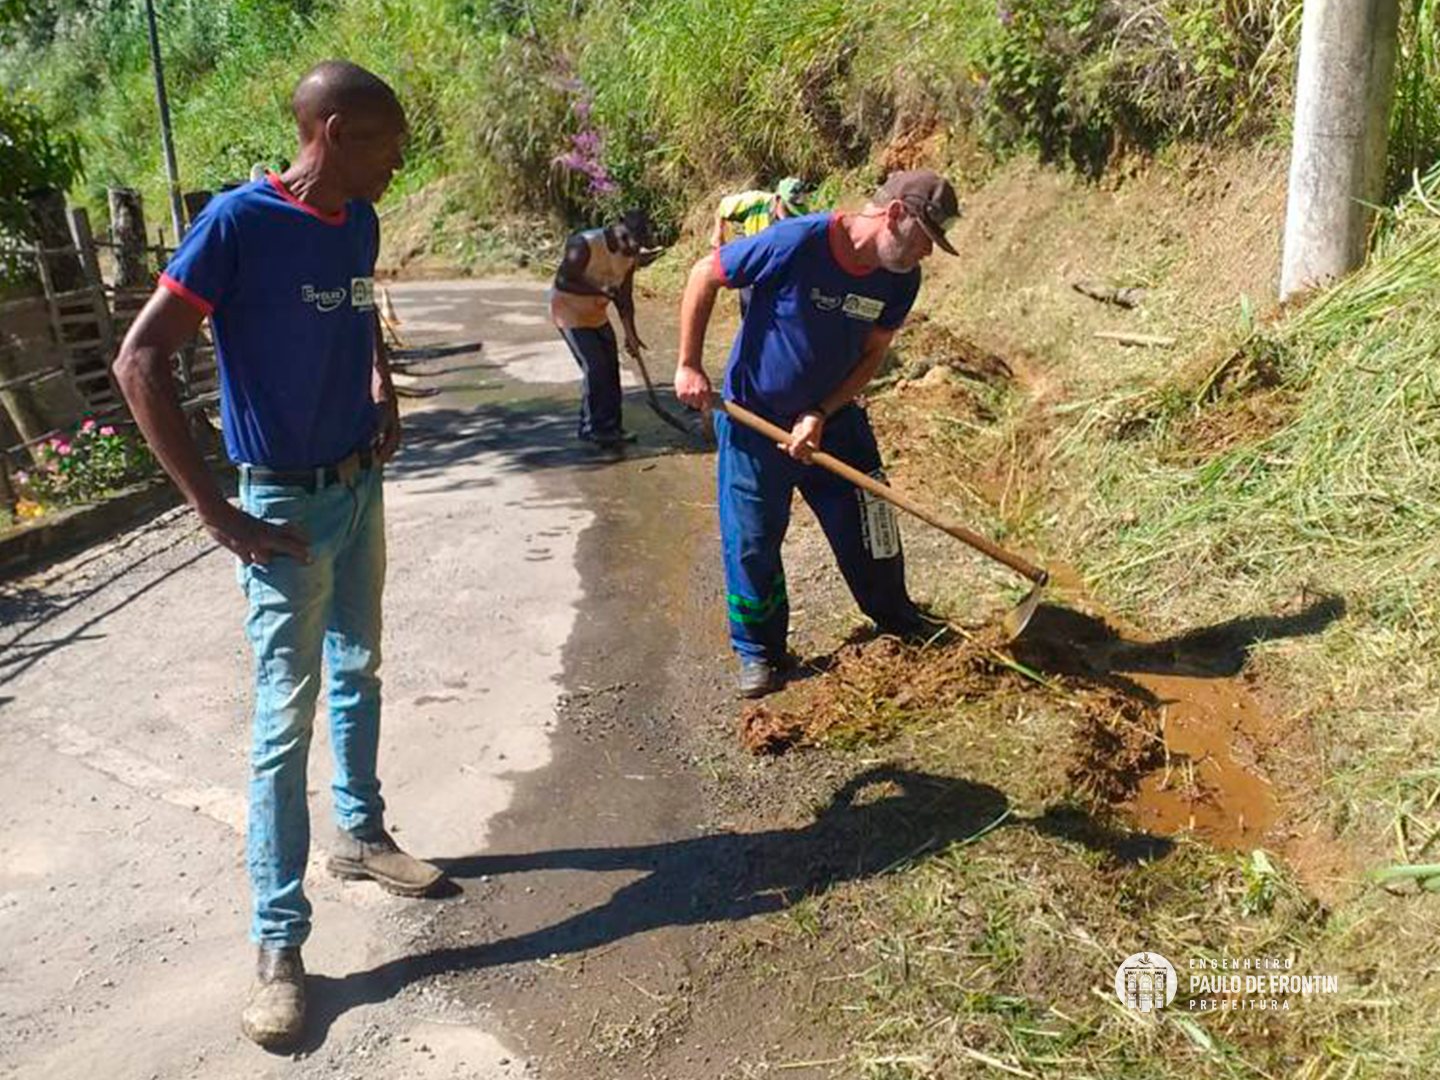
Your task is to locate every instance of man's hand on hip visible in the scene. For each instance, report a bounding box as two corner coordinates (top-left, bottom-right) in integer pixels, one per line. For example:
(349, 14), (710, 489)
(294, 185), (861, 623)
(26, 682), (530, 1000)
(781, 411), (825, 462)
(674, 365), (713, 410)
(373, 396), (401, 463)
(201, 501), (311, 565)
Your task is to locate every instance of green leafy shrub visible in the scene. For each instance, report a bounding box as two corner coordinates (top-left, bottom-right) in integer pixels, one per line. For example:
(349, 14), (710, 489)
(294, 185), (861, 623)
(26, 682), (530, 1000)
(978, 0), (1301, 174)
(0, 90), (82, 287)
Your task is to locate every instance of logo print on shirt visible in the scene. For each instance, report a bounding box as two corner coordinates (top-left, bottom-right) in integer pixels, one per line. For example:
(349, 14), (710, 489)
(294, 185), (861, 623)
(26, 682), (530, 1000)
(809, 288), (842, 312)
(351, 277), (375, 310)
(842, 294), (885, 321)
(301, 284), (348, 313)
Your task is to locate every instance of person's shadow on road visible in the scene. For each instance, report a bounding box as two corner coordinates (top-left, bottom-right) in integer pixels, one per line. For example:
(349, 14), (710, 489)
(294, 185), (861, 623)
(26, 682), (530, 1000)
(294, 765), (1171, 1051)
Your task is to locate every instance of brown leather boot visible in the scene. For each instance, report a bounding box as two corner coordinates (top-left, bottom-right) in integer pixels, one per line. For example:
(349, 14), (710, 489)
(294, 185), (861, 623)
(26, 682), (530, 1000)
(326, 827), (444, 897)
(240, 945), (305, 1049)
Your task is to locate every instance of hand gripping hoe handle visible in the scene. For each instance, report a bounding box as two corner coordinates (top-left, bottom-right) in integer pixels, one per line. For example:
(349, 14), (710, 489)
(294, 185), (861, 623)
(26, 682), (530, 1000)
(712, 397), (1049, 639)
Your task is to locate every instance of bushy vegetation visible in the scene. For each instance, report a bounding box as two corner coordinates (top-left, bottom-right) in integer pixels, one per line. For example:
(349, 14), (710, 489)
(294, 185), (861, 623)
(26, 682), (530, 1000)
(16, 418), (157, 507)
(9, 0), (1436, 239)
(980, 0), (1301, 174)
(0, 91), (82, 282)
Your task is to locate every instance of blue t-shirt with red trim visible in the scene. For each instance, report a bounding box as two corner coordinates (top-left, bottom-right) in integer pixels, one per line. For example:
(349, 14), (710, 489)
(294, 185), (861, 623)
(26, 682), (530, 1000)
(161, 173), (381, 468)
(716, 212), (920, 423)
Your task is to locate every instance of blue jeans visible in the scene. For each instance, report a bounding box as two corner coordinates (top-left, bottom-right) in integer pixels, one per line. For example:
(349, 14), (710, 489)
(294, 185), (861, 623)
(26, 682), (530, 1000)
(715, 404), (919, 661)
(238, 463), (387, 947)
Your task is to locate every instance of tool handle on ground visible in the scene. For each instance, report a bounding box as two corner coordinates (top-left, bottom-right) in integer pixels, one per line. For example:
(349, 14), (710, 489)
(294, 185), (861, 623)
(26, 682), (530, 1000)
(714, 397), (1048, 585)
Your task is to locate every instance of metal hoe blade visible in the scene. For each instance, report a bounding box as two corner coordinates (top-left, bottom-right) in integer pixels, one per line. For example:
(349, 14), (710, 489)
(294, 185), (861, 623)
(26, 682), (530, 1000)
(1001, 578), (1046, 642)
(630, 350), (706, 439)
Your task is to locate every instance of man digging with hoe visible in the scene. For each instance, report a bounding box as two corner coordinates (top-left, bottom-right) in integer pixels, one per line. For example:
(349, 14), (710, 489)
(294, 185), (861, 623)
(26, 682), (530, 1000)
(115, 60), (445, 1050)
(675, 170), (962, 698)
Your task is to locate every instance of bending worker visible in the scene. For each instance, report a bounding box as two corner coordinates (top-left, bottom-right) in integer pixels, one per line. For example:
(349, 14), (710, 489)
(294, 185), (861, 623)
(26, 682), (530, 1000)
(709, 176), (810, 246)
(549, 209), (656, 448)
(675, 170), (961, 698)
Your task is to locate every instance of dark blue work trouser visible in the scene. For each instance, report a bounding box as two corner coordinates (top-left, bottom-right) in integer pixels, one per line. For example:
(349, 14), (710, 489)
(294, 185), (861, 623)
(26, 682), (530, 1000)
(558, 324), (623, 439)
(715, 403), (919, 661)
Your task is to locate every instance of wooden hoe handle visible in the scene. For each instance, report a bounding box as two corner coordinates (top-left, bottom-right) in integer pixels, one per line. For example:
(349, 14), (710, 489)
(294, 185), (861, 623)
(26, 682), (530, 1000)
(714, 397), (1048, 585)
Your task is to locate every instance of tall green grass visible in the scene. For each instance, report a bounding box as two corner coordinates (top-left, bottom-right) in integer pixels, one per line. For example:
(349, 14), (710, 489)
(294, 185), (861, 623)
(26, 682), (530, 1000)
(5, 0), (1440, 241)
(1066, 162), (1440, 831)
(1391, 0), (1440, 192)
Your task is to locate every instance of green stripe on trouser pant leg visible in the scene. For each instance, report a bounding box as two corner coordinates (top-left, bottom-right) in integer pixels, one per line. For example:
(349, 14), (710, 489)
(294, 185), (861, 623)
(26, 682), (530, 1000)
(727, 574), (787, 625)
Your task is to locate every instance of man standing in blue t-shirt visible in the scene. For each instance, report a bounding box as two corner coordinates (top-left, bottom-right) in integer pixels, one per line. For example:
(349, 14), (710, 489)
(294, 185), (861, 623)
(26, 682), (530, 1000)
(115, 61), (443, 1049)
(674, 170), (961, 698)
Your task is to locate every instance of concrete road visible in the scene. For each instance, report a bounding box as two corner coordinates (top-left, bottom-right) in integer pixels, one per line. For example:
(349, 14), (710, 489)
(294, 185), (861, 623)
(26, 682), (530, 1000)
(0, 279), (732, 1079)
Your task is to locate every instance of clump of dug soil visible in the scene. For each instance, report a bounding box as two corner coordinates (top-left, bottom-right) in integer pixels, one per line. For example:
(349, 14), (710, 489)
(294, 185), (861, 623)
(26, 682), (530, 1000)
(739, 629), (1015, 755)
(893, 313), (1014, 385)
(1062, 688), (1167, 806)
(739, 626), (1168, 811)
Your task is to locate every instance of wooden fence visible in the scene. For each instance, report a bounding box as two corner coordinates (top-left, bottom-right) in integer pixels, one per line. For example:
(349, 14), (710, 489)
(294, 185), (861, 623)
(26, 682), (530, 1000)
(0, 188), (220, 513)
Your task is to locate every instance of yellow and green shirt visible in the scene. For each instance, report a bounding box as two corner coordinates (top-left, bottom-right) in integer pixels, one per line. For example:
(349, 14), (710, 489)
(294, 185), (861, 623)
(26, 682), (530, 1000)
(717, 190), (778, 238)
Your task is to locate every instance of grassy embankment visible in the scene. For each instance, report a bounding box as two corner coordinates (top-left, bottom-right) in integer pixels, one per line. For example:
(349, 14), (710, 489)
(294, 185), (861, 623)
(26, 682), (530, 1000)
(743, 95), (1440, 1080)
(734, 148), (1440, 1078)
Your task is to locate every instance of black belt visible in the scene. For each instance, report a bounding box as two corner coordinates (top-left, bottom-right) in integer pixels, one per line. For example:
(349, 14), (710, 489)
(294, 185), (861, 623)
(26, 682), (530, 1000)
(242, 449), (375, 492)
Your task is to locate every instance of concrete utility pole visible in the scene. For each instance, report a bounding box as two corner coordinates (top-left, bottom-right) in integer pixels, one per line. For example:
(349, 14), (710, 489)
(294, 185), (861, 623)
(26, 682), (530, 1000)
(1280, 0), (1401, 300)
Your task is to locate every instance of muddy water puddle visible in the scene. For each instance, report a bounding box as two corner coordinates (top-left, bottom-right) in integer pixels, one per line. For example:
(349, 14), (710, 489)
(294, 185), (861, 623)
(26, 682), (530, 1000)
(1123, 672), (1276, 846)
(747, 599), (1288, 851)
(1012, 595), (1289, 849)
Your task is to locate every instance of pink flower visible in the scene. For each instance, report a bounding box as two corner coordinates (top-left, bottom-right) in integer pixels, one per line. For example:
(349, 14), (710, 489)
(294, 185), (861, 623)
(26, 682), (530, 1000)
(81, 419), (96, 432)
(100, 426), (116, 437)
(15, 470), (28, 485)
(55, 441), (72, 456)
